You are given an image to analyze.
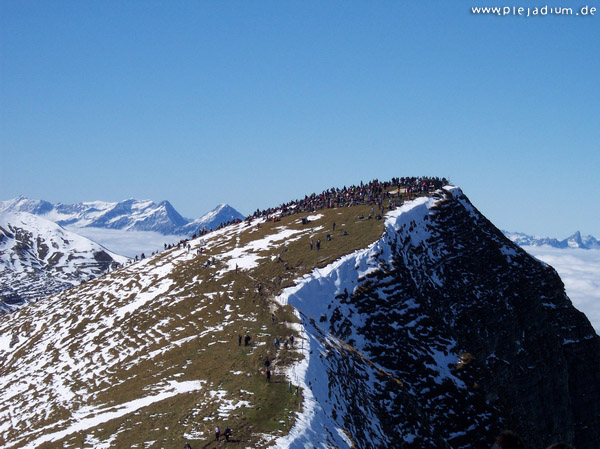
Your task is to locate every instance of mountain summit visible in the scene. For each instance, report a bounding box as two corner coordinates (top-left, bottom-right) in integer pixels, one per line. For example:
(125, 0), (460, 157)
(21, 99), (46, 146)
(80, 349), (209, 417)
(0, 179), (597, 449)
(182, 203), (245, 235)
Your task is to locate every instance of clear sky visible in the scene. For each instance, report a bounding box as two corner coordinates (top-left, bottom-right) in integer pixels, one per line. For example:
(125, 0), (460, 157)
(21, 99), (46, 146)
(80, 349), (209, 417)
(1, 1), (598, 238)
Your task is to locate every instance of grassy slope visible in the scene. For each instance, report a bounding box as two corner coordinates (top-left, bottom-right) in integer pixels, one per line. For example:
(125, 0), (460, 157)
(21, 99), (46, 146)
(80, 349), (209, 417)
(4, 193), (423, 449)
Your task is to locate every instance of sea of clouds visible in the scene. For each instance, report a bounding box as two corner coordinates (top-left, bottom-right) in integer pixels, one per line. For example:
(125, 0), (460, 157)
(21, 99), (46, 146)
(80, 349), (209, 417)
(523, 246), (600, 335)
(66, 227), (184, 259)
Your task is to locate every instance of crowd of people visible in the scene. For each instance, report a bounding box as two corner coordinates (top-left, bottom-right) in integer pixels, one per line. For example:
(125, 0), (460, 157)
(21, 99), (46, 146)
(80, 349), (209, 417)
(124, 177), (450, 264)
(247, 176), (450, 222)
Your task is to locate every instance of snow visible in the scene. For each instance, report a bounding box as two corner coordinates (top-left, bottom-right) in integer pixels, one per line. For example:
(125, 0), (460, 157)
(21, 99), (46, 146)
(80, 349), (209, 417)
(0, 211), (122, 259)
(0, 211), (128, 310)
(426, 343), (466, 389)
(0, 334), (11, 351)
(299, 214), (324, 222)
(216, 226), (311, 275)
(115, 278), (174, 319)
(273, 195), (448, 448)
(3, 187), (598, 447)
(1, 196), (245, 248)
(18, 380), (204, 449)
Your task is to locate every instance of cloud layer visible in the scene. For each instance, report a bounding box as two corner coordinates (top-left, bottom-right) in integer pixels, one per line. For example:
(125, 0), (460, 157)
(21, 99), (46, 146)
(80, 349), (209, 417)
(524, 247), (600, 334)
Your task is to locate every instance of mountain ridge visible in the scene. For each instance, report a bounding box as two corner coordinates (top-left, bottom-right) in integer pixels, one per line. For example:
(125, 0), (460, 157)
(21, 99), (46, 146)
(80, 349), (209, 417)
(0, 197), (245, 236)
(504, 230), (600, 249)
(1, 180), (597, 448)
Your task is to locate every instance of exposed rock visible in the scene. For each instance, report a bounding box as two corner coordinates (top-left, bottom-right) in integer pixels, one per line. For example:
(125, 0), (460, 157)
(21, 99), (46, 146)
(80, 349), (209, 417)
(281, 187), (599, 448)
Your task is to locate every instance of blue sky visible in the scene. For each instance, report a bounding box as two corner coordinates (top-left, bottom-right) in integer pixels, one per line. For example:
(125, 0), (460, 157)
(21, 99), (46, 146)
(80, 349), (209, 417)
(1, 1), (598, 238)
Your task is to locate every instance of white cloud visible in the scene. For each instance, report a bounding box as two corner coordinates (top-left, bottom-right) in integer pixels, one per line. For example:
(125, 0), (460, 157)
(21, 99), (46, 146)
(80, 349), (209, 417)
(65, 227), (185, 258)
(523, 247), (600, 334)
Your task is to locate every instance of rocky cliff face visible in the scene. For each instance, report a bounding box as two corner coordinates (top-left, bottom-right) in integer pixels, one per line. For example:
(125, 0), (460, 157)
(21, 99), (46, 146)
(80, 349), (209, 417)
(277, 187), (600, 449)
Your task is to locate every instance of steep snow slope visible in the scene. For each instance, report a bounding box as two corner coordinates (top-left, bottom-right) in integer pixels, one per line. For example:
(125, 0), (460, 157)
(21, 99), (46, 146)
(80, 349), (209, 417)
(0, 212), (127, 314)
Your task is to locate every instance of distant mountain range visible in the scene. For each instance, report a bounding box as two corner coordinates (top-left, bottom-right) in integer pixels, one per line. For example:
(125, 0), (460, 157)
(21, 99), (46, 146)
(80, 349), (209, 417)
(504, 230), (600, 250)
(0, 211), (128, 314)
(0, 196), (245, 236)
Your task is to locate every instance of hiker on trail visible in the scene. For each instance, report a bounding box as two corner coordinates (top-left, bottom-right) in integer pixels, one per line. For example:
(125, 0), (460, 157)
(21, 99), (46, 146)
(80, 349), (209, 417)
(266, 368), (271, 382)
(215, 425), (221, 441)
(274, 337), (280, 349)
(224, 427), (232, 442)
(271, 313), (276, 323)
(264, 358), (271, 368)
(257, 283), (262, 294)
(332, 222), (336, 231)
(310, 239), (313, 250)
(238, 334), (242, 346)
(316, 239), (321, 250)
(290, 334), (294, 347)
(244, 335), (251, 346)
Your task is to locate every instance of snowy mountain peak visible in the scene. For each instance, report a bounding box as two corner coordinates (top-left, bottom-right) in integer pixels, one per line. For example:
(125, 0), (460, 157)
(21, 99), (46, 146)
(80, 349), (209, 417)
(567, 231), (583, 248)
(0, 211), (127, 314)
(0, 196), (54, 215)
(0, 197), (244, 236)
(504, 230), (600, 249)
(182, 203), (245, 234)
